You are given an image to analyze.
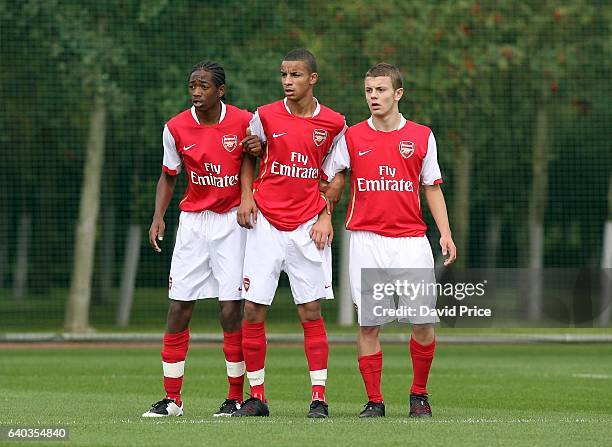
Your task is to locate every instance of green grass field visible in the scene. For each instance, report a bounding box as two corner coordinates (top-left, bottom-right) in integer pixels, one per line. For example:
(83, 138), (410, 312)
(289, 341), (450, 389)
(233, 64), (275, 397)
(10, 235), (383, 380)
(1, 344), (611, 446)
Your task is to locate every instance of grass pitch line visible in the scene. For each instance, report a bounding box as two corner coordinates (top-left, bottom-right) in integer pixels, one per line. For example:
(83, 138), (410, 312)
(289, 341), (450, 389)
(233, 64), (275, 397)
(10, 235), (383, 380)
(571, 373), (612, 379)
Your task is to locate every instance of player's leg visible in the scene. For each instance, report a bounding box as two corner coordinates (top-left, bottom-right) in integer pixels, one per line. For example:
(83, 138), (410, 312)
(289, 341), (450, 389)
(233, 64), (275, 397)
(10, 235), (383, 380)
(409, 323), (435, 418)
(232, 212), (283, 417)
(142, 211), (211, 418)
(208, 209), (248, 416)
(349, 231), (392, 418)
(213, 300), (245, 416)
(231, 300), (270, 416)
(286, 216), (334, 418)
(399, 236), (437, 418)
(296, 300), (329, 418)
(142, 300), (195, 417)
(357, 325), (386, 418)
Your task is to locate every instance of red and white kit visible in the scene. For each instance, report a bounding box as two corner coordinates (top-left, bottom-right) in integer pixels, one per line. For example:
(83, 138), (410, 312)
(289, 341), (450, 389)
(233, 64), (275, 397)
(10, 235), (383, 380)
(163, 102), (252, 301)
(323, 115), (442, 324)
(244, 98), (346, 304)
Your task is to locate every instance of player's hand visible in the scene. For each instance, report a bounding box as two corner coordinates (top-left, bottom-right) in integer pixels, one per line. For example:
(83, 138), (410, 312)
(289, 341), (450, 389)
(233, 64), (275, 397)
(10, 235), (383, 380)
(237, 195), (258, 229)
(440, 233), (457, 266)
(241, 128), (263, 157)
(310, 213), (333, 250)
(149, 218), (165, 252)
(324, 174), (345, 214)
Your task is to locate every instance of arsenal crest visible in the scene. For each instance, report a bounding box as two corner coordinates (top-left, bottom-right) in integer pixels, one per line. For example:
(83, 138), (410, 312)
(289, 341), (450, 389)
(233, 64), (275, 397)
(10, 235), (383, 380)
(222, 134), (238, 152)
(313, 129), (328, 147)
(243, 277), (251, 292)
(399, 140), (415, 159)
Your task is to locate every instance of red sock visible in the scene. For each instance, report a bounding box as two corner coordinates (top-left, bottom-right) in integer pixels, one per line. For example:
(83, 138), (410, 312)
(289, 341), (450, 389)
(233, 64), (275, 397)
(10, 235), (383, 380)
(161, 328), (190, 405)
(302, 318), (329, 402)
(358, 351), (383, 403)
(410, 337), (436, 395)
(223, 330), (245, 403)
(242, 321), (267, 401)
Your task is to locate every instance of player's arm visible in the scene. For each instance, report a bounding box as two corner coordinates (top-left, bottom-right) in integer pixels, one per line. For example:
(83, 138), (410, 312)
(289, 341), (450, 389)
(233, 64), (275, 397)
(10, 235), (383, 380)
(150, 125), (181, 252)
(310, 208), (333, 250)
(423, 185), (456, 266)
(319, 172), (346, 214)
(421, 131), (456, 265)
(237, 152), (258, 229)
(320, 132), (351, 214)
(150, 171), (177, 253)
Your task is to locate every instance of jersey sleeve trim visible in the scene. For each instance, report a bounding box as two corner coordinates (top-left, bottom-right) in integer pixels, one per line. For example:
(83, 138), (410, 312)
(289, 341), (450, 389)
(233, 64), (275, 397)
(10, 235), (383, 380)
(162, 165), (178, 176)
(249, 110), (267, 143)
(322, 134), (350, 182)
(421, 131), (442, 186)
(162, 124), (182, 175)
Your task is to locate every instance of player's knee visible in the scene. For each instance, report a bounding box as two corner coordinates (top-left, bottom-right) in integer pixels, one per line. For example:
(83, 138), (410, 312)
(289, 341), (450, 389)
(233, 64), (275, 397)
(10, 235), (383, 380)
(219, 301), (242, 329)
(243, 300), (266, 323)
(412, 324), (435, 345)
(298, 301), (322, 322)
(359, 326), (380, 340)
(166, 300), (195, 332)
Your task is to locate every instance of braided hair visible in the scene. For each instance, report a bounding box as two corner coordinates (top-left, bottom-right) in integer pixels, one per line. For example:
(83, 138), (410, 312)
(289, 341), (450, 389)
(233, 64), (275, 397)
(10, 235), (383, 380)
(189, 60), (226, 99)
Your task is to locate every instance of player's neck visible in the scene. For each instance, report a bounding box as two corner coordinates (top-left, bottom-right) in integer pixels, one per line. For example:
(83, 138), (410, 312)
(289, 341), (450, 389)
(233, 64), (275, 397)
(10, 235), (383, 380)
(286, 95), (316, 118)
(371, 110), (401, 132)
(196, 102), (222, 126)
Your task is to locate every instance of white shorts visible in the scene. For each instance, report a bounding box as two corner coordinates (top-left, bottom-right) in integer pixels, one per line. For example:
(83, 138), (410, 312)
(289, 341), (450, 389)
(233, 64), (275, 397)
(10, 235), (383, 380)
(349, 231), (439, 326)
(242, 211), (333, 305)
(169, 208), (246, 301)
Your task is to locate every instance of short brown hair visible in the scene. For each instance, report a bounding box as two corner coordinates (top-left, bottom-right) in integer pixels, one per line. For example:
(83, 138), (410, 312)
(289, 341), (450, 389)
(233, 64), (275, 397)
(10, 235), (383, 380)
(284, 48), (317, 73)
(365, 63), (403, 90)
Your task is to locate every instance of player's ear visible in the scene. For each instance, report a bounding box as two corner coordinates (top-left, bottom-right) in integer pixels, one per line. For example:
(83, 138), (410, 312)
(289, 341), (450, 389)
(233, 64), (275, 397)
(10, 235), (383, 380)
(218, 84), (225, 98)
(395, 87), (404, 101)
(309, 72), (318, 86)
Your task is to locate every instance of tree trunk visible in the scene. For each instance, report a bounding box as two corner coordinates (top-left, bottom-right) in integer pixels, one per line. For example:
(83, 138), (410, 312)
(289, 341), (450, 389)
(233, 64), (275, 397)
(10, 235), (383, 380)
(599, 173), (612, 326)
(13, 213), (31, 300)
(94, 203), (115, 304)
(64, 94), (106, 332)
(451, 142), (471, 268)
(116, 224), (142, 327)
(527, 104), (550, 321)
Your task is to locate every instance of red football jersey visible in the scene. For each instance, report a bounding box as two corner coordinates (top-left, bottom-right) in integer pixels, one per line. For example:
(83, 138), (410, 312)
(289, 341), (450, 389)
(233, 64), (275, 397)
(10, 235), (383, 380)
(162, 103), (253, 213)
(322, 116), (442, 237)
(250, 99), (346, 231)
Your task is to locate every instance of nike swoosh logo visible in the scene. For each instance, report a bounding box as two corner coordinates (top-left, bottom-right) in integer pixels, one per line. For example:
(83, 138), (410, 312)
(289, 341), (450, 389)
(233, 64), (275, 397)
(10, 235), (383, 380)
(272, 132), (287, 138)
(358, 150), (372, 156)
(183, 144), (196, 151)
(325, 285), (332, 289)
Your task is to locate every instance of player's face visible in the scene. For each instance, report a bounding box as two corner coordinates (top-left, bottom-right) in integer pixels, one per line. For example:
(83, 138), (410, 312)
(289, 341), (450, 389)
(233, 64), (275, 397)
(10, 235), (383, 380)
(280, 60), (317, 102)
(364, 76), (403, 118)
(188, 70), (224, 111)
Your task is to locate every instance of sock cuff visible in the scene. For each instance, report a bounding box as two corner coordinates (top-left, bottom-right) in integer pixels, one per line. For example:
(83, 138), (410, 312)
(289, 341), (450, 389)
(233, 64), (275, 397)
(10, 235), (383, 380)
(358, 350), (383, 372)
(242, 320), (265, 334)
(223, 330), (242, 344)
(163, 328), (190, 344)
(410, 336), (436, 354)
(301, 317), (325, 329)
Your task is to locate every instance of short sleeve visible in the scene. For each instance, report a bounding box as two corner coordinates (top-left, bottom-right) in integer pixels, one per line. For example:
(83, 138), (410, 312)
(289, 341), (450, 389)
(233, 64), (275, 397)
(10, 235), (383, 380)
(322, 134), (351, 182)
(327, 120), (348, 155)
(421, 131), (442, 185)
(162, 125), (181, 175)
(249, 110), (267, 143)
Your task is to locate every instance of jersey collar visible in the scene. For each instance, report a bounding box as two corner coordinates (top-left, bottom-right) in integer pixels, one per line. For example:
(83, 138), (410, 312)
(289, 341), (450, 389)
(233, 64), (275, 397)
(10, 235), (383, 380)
(367, 113), (406, 132)
(283, 97), (321, 118)
(190, 101), (227, 125)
